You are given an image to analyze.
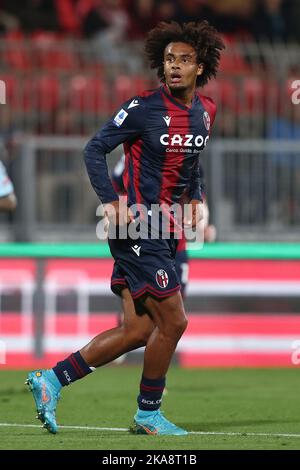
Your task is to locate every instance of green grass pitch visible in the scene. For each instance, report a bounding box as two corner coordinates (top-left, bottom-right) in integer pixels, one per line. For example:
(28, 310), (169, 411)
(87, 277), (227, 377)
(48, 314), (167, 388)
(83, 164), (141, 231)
(0, 367), (299, 450)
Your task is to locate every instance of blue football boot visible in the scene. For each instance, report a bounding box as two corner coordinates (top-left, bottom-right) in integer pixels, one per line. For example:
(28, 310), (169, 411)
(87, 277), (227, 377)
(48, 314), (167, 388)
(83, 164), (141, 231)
(25, 369), (61, 434)
(131, 409), (188, 436)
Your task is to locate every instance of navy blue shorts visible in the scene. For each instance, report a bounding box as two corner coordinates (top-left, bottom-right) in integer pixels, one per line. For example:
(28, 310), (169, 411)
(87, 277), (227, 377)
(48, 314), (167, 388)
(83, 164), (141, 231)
(108, 236), (181, 314)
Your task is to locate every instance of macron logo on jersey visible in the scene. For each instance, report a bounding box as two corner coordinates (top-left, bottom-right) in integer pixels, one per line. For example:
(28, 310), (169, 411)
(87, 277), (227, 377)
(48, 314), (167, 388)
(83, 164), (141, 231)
(113, 108), (128, 127)
(163, 115), (171, 127)
(128, 99), (139, 109)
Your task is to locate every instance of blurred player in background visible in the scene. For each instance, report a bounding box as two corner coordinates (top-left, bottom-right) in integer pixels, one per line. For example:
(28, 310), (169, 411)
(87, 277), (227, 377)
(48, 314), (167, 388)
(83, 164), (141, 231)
(0, 159), (17, 212)
(26, 20), (224, 436)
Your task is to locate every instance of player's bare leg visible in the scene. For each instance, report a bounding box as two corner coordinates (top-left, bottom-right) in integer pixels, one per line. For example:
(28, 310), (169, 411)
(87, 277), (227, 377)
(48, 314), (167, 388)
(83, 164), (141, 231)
(26, 288), (154, 433)
(131, 291), (189, 435)
(142, 292), (187, 378)
(80, 288), (154, 366)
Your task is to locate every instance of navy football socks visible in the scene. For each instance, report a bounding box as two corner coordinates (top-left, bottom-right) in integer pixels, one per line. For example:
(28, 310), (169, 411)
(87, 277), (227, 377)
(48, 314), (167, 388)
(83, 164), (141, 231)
(137, 375), (166, 411)
(53, 351), (93, 386)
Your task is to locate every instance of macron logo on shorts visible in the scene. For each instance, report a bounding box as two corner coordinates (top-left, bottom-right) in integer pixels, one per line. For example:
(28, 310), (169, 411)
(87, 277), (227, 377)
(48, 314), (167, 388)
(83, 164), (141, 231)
(131, 245), (141, 256)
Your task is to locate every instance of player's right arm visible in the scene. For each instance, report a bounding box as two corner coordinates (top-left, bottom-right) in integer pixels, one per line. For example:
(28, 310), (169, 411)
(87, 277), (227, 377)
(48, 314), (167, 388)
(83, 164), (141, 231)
(0, 160), (17, 212)
(84, 97), (146, 224)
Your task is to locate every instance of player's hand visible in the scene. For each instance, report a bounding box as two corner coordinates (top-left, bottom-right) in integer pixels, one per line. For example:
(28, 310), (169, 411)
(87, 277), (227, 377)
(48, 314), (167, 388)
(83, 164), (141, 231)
(204, 224), (217, 242)
(183, 199), (203, 228)
(103, 198), (134, 226)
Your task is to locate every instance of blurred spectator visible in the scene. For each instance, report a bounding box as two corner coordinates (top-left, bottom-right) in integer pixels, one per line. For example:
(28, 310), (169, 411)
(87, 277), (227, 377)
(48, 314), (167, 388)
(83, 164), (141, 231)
(0, 0), (297, 43)
(82, 0), (129, 65)
(173, 0), (206, 24)
(82, 0), (128, 39)
(127, 0), (176, 40)
(251, 0), (289, 43)
(156, 0), (176, 22)
(280, 0), (300, 43)
(2, 0), (60, 32)
(54, 0), (82, 36)
(199, 0), (254, 36)
(127, 0), (157, 40)
(0, 8), (19, 34)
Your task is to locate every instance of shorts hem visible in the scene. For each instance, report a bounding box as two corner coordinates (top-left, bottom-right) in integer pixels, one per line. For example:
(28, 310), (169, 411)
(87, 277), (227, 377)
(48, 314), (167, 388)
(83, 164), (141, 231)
(111, 279), (181, 301)
(131, 283), (181, 300)
(111, 279), (127, 297)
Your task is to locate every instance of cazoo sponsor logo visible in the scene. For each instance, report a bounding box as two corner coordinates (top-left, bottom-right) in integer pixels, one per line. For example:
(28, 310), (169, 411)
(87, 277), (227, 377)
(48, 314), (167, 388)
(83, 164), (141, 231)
(160, 134), (209, 148)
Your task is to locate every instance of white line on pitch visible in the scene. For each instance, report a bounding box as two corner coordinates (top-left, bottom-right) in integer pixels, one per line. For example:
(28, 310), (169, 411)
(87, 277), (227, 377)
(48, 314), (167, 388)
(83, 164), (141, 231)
(1, 423), (300, 438)
(188, 431), (300, 438)
(0, 423), (127, 432)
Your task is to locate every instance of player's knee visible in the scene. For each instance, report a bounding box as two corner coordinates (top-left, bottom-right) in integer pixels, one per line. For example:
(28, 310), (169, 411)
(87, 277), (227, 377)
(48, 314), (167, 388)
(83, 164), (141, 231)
(175, 315), (188, 337)
(136, 326), (154, 346)
(123, 324), (153, 347)
(165, 314), (188, 340)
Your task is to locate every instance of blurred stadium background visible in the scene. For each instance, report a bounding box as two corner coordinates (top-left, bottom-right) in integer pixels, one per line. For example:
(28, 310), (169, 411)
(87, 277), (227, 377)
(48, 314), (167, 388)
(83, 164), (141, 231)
(0, 0), (300, 370)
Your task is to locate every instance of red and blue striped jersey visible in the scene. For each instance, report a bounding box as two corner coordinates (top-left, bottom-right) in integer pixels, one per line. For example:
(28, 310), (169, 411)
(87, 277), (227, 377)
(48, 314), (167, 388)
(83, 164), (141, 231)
(84, 84), (216, 208)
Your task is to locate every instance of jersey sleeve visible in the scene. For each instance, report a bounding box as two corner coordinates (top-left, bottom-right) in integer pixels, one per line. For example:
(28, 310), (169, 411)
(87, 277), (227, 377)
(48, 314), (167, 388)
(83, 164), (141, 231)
(0, 160), (14, 198)
(84, 97), (146, 204)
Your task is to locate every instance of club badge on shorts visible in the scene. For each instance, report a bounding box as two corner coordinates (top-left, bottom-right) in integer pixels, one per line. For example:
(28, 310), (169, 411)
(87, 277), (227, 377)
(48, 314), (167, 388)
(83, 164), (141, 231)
(156, 269), (169, 288)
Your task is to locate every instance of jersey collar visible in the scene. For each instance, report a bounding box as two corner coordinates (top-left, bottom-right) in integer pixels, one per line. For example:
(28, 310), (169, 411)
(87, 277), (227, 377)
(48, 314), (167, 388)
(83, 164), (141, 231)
(161, 84), (197, 111)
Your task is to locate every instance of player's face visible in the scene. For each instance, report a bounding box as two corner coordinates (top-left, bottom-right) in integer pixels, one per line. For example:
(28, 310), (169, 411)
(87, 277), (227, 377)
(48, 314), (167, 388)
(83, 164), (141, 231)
(163, 42), (203, 92)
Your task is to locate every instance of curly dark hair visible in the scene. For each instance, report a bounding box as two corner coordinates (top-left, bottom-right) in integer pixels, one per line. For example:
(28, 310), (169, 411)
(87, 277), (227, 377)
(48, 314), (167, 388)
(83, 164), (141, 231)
(145, 21), (225, 88)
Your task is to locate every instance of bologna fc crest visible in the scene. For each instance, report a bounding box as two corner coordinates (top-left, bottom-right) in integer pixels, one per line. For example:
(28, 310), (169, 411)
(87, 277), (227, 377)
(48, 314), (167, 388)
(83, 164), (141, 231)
(156, 269), (169, 288)
(203, 111), (210, 131)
